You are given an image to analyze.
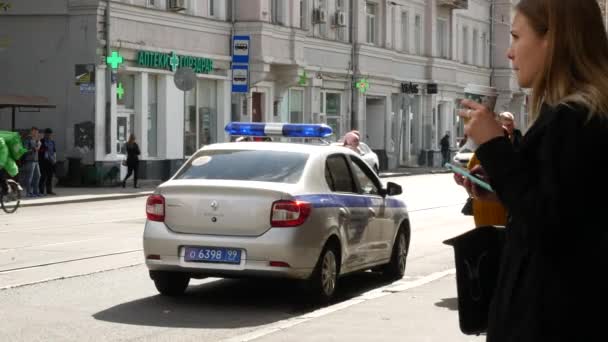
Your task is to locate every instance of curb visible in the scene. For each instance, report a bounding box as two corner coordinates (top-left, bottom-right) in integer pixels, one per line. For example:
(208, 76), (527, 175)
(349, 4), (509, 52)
(19, 191), (154, 208)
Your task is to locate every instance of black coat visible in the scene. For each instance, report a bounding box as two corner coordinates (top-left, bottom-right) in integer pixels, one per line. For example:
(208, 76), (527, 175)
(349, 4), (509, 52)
(476, 103), (608, 342)
(126, 142), (140, 167)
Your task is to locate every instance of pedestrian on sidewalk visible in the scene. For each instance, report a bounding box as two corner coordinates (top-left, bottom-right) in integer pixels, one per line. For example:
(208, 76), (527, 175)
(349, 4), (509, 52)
(459, 0), (608, 340)
(498, 112), (523, 149)
(38, 128), (57, 196)
(440, 131), (450, 166)
(22, 127), (41, 197)
(343, 131), (361, 153)
(121, 134), (140, 189)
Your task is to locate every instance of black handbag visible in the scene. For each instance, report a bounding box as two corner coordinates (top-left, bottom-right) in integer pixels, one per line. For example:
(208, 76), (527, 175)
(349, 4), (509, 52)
(461, 197), (473, 216)
(443, 225), (506, 335)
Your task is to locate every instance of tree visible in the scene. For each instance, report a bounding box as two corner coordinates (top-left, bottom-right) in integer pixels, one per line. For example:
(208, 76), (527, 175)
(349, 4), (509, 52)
(0, 2), (11, 11)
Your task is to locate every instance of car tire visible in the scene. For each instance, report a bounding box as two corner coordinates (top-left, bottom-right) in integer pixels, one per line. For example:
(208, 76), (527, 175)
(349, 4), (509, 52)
(309, 242), (340, 304)
(150, 271), (190, 296)
(382, 227), (409, 281)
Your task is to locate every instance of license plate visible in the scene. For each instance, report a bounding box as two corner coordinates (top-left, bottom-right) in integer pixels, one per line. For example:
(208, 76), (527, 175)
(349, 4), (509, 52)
(184, 246), (241, 264)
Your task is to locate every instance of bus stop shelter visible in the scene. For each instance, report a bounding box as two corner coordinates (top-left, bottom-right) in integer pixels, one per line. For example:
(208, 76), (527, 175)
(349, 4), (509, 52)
(0, 95), (56, 131)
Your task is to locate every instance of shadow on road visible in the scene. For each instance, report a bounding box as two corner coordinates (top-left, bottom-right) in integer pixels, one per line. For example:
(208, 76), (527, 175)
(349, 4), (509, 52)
(93, 271), (394, 329)
(434, 297), (459, 311)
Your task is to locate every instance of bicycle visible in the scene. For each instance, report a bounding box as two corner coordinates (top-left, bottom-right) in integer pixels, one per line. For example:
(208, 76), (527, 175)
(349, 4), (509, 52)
(1, 178), (22, 214)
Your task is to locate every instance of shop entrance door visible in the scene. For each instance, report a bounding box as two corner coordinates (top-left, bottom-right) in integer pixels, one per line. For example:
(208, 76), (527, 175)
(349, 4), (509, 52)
(116, 109), (134, 155)
(252, 92), (263, 122)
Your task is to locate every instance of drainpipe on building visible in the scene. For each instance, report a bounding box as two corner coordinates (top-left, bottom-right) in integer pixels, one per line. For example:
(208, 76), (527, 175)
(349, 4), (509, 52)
(349, 0), (357, 131)
(231, 0), (240, 124)
(489, 0), (495, 86)
(105, 0), (112, 154)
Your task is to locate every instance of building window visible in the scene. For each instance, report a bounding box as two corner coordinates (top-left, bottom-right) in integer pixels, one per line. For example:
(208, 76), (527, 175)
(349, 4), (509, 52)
(336, 0), (347, 42)
(209, 0), (215, 17)
(401, 11), (409, 52)
(366, 2), (377, 44)
(300, 0), (307, 29)
(148, 75), (158, 157)
(289, 89), (304, 123)
(325, 93), (341, 139)
(437, 18), (448, 58)
(271, 0), (284, 25)
(318, 0), (327, 37)
(462, 26), (469, 63)
(184, 79), (218, 156)
(147, 0), (157, 8)
(481, 32), (488, 67)
(472, 29), (479, 65)
(414, 14), (422, 55)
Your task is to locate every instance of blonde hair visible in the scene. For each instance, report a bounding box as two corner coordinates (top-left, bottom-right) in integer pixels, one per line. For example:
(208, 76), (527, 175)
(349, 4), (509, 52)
(516, 0), (608, 121)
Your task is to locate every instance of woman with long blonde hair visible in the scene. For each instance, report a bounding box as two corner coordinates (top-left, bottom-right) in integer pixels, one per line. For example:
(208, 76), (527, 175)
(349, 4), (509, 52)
(459, 0), (608, 340)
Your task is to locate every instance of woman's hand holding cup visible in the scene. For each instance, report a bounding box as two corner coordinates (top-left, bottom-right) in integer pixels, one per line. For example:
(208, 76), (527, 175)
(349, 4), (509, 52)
(458, 99), (504, 146)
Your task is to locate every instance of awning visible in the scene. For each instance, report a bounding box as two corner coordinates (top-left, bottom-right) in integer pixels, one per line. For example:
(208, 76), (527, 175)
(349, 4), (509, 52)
(0, 95), (56, 131)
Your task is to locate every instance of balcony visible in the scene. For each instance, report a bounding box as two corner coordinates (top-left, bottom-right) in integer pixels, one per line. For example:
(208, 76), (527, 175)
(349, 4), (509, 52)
(437, 0), (468, 10)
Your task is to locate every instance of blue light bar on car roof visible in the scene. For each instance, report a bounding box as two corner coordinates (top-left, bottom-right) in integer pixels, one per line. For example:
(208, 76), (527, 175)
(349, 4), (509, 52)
(225, 122), (333, 138)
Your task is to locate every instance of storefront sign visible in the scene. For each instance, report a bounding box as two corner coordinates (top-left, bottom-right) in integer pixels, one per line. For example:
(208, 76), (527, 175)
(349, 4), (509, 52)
(137, 50), (214, 74)
(75, 64), (96, 85)
(356, 79), (369, 93)
(106, 51), (124, 70)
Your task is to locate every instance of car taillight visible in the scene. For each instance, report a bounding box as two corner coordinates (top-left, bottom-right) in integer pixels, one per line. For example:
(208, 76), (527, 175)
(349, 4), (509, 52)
(270, 200), (312, 227)
(146, 195), (165, 222)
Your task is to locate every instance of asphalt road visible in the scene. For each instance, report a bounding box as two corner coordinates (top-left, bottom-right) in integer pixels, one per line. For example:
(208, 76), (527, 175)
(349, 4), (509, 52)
(0, 173), (478, 341)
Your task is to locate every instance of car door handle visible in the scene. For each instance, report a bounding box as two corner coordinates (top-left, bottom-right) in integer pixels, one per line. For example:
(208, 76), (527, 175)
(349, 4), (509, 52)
(367, 207), (376, 218)
(339, 208), (350, 218)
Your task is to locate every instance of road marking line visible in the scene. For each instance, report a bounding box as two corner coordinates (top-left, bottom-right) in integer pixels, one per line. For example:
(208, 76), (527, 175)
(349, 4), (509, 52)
(0, 263), (143, 290)
(221, 268), (456, 342)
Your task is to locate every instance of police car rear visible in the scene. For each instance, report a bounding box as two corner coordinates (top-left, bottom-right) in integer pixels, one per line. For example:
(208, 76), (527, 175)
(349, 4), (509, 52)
(143, 123), (410, 302)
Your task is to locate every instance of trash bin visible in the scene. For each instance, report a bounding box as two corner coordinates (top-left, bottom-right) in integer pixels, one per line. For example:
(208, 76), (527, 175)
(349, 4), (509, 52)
(443, 225), (506, 335)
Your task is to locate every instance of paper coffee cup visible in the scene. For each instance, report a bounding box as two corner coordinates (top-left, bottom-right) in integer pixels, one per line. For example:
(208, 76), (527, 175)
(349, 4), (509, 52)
(464, 84), (498, 111)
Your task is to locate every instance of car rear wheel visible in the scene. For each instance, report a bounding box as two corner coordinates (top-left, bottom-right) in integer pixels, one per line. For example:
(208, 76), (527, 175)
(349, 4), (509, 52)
(382, 227), (409, 280)
(309, 243), (339, 303)
(150, 271), (190, 296)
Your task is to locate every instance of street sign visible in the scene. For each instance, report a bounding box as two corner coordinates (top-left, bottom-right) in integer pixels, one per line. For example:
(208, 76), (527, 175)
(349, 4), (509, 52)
(79, 83), (95, 95)
(174, 66), (196, 91)
(232, 35), (250, 64)
(427, 83), (438, 94)
(232, 65), (249, 93)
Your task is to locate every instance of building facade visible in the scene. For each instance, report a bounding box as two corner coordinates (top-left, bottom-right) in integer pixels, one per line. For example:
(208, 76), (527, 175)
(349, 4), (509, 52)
(0, 0), (523, 180)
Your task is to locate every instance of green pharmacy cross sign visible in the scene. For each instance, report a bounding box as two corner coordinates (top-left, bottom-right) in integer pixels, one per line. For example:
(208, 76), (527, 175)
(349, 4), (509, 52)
(116, 83), (124, 100)
(106, 51), (124, 70)
(298, 71), (308, 86)
(169, 52), (180, 72)
(356, 78), (369, 93)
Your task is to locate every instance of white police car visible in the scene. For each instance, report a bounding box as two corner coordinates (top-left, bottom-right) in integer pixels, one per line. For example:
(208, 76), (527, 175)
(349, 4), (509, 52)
(143, 123), (411, 302)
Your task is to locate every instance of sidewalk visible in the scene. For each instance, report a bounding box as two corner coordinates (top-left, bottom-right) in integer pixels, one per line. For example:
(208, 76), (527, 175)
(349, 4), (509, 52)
(18, 180), (161, 207)
(229, 273), (484, 342)
(379, 166), (452, 178)
(14, 167), (449, 207)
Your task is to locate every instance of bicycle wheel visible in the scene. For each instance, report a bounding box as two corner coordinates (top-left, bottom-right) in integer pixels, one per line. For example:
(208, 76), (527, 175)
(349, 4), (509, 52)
(1, 180), (21, 214)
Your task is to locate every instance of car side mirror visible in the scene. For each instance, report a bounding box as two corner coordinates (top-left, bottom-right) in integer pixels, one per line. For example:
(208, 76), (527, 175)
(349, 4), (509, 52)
(383, 182), (402, 197)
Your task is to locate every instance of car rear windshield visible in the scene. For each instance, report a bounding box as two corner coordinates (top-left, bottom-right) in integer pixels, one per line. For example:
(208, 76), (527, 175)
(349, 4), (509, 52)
(174, 150), (309, 183)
